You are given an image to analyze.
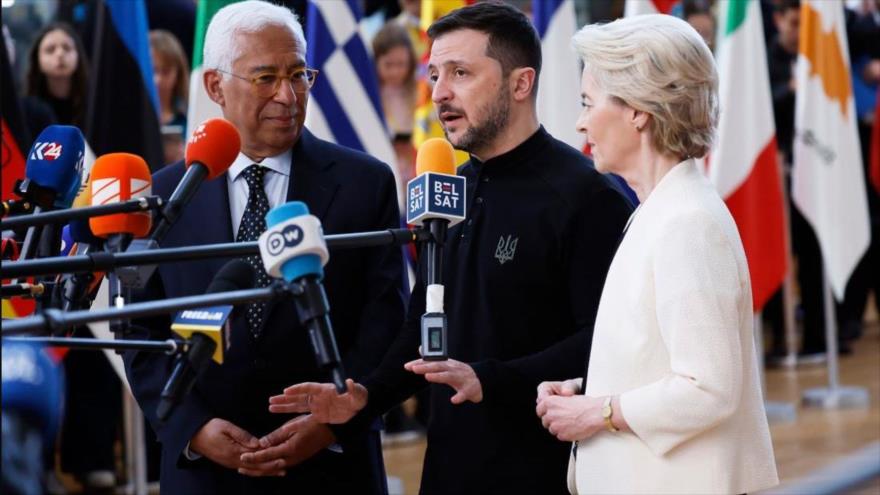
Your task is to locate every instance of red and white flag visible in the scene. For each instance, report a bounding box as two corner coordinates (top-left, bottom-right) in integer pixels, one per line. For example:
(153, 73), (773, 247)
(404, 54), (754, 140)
(708, 0), (787, 311)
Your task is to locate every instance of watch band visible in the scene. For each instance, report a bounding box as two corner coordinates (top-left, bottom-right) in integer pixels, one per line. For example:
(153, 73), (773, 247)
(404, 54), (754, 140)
(603, 396), (620, 433)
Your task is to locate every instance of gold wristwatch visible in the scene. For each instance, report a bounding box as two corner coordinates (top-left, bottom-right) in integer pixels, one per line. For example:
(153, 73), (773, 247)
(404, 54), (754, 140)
(602, 396), (619, 433)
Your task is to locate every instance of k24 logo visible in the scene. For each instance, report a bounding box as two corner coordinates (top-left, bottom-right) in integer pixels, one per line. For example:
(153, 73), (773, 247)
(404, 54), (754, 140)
(30, 142), (63, 161)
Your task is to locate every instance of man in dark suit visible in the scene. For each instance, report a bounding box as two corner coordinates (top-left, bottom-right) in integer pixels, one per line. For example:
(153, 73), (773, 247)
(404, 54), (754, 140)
(122, 2), (406, 493)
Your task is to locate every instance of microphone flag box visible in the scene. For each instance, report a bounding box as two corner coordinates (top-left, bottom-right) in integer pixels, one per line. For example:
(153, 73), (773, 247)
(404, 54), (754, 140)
(171, 305), (232, 364)
(406, 172), (466, 226)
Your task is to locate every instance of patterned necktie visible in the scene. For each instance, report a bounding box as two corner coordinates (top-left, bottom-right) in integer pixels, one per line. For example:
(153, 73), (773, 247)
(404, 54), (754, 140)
(236, 164), (272, 338)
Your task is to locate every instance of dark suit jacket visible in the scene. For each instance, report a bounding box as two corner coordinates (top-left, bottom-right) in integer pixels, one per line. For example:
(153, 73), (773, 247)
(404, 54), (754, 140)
(123, 129), (407, 494)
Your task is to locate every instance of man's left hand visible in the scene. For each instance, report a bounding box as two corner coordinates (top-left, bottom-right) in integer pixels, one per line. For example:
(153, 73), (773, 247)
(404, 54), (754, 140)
(404, 358), (483, 404)
(237, 414), (335, 477)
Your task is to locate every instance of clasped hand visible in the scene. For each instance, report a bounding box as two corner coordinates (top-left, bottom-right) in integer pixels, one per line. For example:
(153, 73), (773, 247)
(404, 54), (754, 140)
(190, 416), (335, 478)
(535, 379), (605, 442)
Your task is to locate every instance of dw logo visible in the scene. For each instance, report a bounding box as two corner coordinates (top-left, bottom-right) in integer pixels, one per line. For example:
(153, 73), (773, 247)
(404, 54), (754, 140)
(494, 235), (518, 265)
(267, 224), (304, 256)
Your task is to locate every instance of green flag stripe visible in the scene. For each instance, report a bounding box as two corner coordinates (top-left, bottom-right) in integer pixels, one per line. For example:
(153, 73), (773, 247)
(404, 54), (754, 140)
(724, 0), (748, 36)
(192, 0), (236, 68)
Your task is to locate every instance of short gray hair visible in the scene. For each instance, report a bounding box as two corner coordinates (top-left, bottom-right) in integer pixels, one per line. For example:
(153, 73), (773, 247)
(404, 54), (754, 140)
(203, 0), (307, 76)
(572, 14), (718, 159)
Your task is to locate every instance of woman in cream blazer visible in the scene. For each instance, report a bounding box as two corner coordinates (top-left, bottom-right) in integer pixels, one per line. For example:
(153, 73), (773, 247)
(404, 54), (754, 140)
(536, 15), (778, 495)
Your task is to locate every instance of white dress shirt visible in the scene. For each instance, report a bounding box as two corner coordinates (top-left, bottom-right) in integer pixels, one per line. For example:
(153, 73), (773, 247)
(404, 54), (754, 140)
(182, 149), (292, 462)
(227, 149), (292, 236)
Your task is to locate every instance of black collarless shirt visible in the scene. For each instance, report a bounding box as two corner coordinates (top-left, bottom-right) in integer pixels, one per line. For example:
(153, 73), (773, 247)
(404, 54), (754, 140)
(347, 127), (633, 494)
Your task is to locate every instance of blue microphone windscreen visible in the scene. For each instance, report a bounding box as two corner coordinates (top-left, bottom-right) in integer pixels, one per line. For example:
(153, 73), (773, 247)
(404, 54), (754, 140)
(25, 125), (85, 208)
(1, 341), (65, 444)
(264, 201), (323, 282)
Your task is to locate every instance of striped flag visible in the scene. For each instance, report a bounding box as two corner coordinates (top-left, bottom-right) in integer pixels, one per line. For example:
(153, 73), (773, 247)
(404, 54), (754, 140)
(85, 0), (163, 171)
(303, 0), (400, 192)
(624, 0), (680, 16)
(533, 0), (584, 151)
(792, 0), (871, 299)
(185, 0), (234, 142)
(709, 0), (787, 312)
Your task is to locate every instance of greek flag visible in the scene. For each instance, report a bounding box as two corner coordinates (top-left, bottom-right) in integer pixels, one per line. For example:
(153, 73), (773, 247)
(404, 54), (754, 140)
(304, 0), (400, 193)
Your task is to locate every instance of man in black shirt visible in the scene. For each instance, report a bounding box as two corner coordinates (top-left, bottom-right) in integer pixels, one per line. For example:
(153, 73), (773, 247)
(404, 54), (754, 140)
(260, 3), (632, 493)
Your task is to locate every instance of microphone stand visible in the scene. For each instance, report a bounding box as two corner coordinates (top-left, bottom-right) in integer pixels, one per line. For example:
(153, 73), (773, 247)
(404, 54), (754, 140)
(0, 196), (164, 230)
(2, 228), (433, 279)
(2, 284), (286, 336)
(3, 336), (181, 354)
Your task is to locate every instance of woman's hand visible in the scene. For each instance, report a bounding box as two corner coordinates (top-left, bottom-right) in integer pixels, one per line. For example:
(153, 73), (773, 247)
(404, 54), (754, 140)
(536, 394), (606, 442)
(536, 378), (582, 402)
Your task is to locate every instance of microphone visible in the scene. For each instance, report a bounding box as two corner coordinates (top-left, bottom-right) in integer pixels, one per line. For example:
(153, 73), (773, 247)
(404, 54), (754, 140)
(1, 341), (64, 495)
(68, 181), (104, 248)
(257, 201), (346, 392)
(405, 138), (466, 360)
(150, 118), (240, 243)
(88, 153), (152, 253)
(14, 125), (85, 262)
(156, 259), (255, 421)
(18, 125), (85, 210)
(52, 185), (106, 312)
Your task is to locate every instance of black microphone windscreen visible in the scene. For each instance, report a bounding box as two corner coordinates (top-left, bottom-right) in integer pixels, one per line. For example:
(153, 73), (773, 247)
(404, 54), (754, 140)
(205, 259), (256, 294)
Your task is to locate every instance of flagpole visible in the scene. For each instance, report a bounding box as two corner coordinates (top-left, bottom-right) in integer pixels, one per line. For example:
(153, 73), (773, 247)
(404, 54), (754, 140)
(802, 270), (869, 409)
(754, 312), (796, 423)
(778, 152), (799, 368)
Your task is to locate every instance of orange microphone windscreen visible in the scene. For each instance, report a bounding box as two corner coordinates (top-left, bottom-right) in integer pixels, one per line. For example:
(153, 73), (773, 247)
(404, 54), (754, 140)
(89, 153), (152, 238)
(416, 138), (457, 176)
(185, 118), (241, 180)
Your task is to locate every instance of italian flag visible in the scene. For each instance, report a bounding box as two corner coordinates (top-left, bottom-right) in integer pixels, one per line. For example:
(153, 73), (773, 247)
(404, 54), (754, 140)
(708, 0), (787, 311)
(186, 0), (236, 141)
(792, 0), (870, 300)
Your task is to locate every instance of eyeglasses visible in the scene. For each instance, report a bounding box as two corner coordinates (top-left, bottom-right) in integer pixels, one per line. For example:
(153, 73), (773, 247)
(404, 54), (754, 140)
(216, 67), (319, 97)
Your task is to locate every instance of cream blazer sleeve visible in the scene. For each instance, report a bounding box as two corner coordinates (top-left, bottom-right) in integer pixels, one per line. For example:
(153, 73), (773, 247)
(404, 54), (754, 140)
(618, 209), (748, 457)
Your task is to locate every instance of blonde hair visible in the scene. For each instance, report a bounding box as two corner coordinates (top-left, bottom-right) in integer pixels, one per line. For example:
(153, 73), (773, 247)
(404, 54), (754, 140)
(149, 30), (189, 113)
(572, 14), (718, 159)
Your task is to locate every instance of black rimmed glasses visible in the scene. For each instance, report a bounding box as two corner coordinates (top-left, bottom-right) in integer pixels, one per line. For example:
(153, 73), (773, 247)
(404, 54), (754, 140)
(216, 67), (319, 97)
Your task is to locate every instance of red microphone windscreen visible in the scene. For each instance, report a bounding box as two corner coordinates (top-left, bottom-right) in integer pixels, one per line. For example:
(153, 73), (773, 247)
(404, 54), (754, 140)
(416, 138), (457, 176)
(89, 153), (152, 238)
(185, 118), (241, 180)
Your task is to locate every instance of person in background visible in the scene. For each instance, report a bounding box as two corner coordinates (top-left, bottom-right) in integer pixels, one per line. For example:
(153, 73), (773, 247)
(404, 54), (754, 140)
(537, 14), (777, 494)
(25, 22), (88, 128)
(149, 29), (189, 164)
(683, 0), (716, 52)
(373, 22), (418, 208)
(392, 0), (425, 59)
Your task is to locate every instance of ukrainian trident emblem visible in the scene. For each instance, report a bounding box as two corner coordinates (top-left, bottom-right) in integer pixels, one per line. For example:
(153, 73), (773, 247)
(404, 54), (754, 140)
(494, 235), (518, 265)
